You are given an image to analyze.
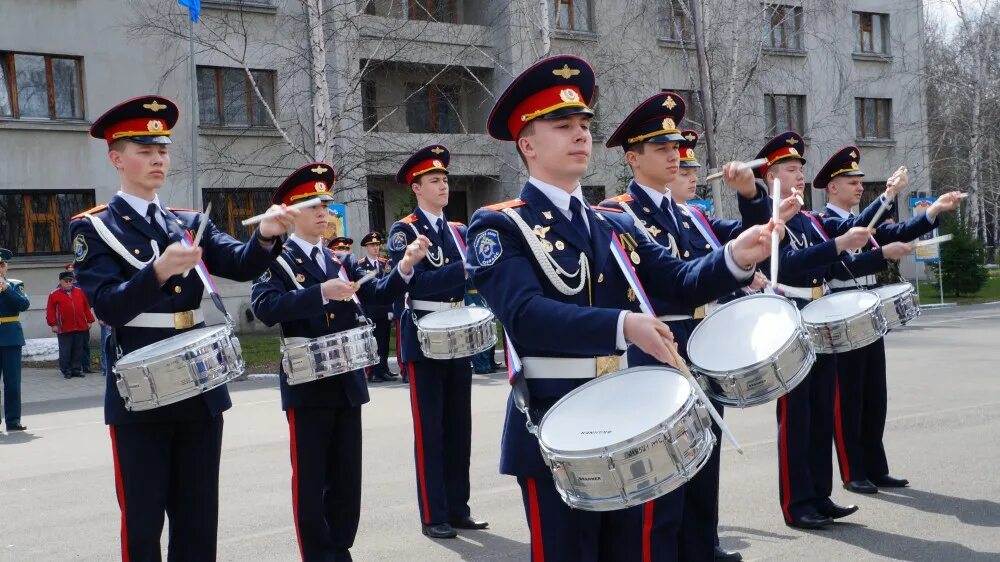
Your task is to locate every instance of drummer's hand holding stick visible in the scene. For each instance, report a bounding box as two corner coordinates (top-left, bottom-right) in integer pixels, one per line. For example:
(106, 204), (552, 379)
(835, 227), (875, 254)
(925, 191), (966, 221)
(866, 166), (908, 229)
(779, 188), (804, 222)
(730, 218), (786, 268)
(257, 204), (299, 244)
(880, 242), (913, 261)
(721, 161), (759, 198)
(154, 243), (203, 286)
(398, 235), (432, 277)
(322, 278), (359, 302)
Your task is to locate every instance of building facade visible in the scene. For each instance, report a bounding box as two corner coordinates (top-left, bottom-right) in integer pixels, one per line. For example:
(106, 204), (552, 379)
(0, 0), (929, 338)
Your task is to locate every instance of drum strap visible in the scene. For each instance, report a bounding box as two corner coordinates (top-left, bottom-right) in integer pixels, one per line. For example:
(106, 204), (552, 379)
(684, 205), (722, 250)
(608, 231), (655, 316)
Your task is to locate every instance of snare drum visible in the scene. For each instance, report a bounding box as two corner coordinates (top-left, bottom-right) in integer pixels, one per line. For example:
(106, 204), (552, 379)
(281, 324), (379, 385)
(688, 294), (815, 408)
(801, 290), (887, 354)
(415, 306), (497, 359)
(873, 283), (920, 329)
(536, 367), (715, 511)
(114, 324), (243, 412)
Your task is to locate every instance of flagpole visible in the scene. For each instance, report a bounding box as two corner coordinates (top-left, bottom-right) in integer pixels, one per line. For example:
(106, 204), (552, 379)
(189, 17), (199, 209)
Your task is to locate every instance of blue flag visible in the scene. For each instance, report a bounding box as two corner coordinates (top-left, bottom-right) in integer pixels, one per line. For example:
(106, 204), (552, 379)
(178, 0), (200, 22)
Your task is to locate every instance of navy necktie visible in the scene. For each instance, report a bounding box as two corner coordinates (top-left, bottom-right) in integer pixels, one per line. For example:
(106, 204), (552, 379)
(146, 203), (169, 242)
(310, 246), (326, 275)
(569, 196), (590, 239)
(660, 199), (678, 229)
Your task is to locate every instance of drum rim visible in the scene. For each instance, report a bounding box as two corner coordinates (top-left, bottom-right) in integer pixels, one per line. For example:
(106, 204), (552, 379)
(537, 366), (696, 457)
(115, 324), (234, 368)
(693, 322), (811, 380)
(280, 323), (374, 352)
(874, 282), (915, 300)
(704, 334), (816, 407)
(687, 292), (803, 370)
(415, 305), (494, 329)
(801, 289), (883, 326)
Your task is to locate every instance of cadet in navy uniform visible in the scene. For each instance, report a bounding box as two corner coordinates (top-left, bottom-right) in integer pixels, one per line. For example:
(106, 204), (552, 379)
(599, 97), (775, 562)
(327, 236), (354, 256)
(0, 249), (29, 432)
(814, 148), (962, 496)
(69, 96), (295, 561)
(468, 55), (783, 562)
(357, 231), (398, 382)
(251, 164), (427, 561)
(387, 144), (490, 539)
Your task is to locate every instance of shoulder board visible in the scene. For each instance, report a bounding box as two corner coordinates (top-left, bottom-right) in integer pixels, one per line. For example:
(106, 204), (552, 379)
(70, 204), (108, 220)
(167, 207), (200, 214)
(608, 194), (634, 203)
(7, 279), (23, 286)
(399, 214), (419, 224)
(818, 213), (828, 218)
(592, 205), (623, 213)
(483, 199), (525, 212)
(448, 221), (465, 227)
(378, 257), (389, 263)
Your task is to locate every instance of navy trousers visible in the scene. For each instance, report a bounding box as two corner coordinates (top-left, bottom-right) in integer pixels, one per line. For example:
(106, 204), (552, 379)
(404, 358), (472, 525)
(678, 400), (724, 562)
(776, 354), (837, 522)
(516, 474), (663, 562)
(287, 406), (362, 562)
(109, 415), (224, 562)
(834, 338), (890, 483)
(0, 345), (22, 425)
(57, 331), (87, 376)
(371, 318), (391, 377)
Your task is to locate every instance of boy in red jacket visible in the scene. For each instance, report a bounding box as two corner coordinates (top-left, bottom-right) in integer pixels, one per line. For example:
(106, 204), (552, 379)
(46, 271), (95, 379)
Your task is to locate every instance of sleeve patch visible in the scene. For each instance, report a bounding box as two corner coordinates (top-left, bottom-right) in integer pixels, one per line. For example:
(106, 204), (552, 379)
(474, 229), (503, 267)
(389, 230), (408, 252)
(73, 234), (89, 262)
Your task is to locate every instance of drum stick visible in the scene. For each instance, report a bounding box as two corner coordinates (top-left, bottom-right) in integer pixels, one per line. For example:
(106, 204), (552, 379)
(183, 202), (212, 279)
(914, 233), (953, 247)
(769, 178), (780, 290)
(355, 269), (379, 286)
(705, 158), (768, 182)
(241, 197), (324, 226)
(665, 340), (744, 455)
(866, 166), (907, 229)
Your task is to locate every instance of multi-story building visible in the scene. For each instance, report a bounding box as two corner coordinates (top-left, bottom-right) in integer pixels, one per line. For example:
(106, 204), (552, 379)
(0, 0), (929, 338)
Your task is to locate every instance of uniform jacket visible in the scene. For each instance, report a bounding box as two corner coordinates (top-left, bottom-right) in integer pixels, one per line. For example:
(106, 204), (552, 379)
(46, 286), (95, 333)
(0, 277), (30, 347)
(358, 254), (394, 319)
(251, 243), (407, 410)
(468, 181), (749, 476)
(387, 209), (468, 363)
(70, 195), (281, 425)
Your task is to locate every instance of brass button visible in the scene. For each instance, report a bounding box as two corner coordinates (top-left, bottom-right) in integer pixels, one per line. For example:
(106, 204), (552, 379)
(598, 273), (604, 283)
(174, 286), (182, 294)
(445, 258), (450, 264)
(329, 313), (336, 320)
(705, 244), (711, 250)
(133, 248), (140, 255)
(812, 279), (818, 284)
(683, 250), (690, 258)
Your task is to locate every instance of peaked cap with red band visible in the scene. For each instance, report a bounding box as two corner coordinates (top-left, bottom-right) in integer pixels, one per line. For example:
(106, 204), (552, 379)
(754, 131), (807, 179)
(272, 162), (336, 205)
(487, 54), (596, 141)
(396, 145), (450, 185)
(90, 95), (179, 146)
(326, 236), (354, 250)
(813, 146), (865, 190)
(606, 91), (686, 149)
(679, 129), (701, 168)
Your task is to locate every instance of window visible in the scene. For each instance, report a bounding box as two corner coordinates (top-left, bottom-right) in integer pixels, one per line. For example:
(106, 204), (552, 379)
(766, 5), (803, 50)
(0, 190), (95, 255)
(664, 89), (703, 129)
(553, 0), (593, 32)
(660, 0), (692, 41)
(197, 66), (276, 127)
(854, 12), (890, 54)
(408, 0), (457, 22)
(362, 80), (378, 132)
(855, 98), (891, 140)
(765, 94), (806, 136)
(368, 187), (387, 235)
(861, 182), (898, 220)
(582, 185), (606, 206)
(0, 52), (83, 120)
(443, 191), (469, 225)
(203, 188), (274, 240)
(405, 83), (460, 133)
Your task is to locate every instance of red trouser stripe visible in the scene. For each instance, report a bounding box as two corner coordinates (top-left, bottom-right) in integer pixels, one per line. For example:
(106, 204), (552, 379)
(778, 396), (792, 522)
(526, 478), (545, 562)
(408, 362), (432, 524)
(109, 426), (130, 562)
(288, 409), (305, 561)
(833, 372), (852, 482)
(642, 500), (655, 562)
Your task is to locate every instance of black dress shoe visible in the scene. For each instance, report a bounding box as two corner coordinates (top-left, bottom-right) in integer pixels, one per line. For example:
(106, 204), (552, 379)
(871, 474), (909, 488)
(786, 513), (833, 529)
(714, 546), (743, 561)
(83, 369), (94, 374)
(375, 372), (396, 382)
(844, 479), (878, 494)
(63, 373), (72, 379)
(451, 516), (489, 530)
(6, 423), (27, 432)
(383, 371), (399, 380)
(818, 502), (859, 519)
(421, 523), (457, 539)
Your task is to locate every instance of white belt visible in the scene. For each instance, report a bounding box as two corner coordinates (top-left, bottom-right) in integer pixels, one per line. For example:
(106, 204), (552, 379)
(409, 299), (465, 312)
(657, 302), (719, 322)
(521, 355), (627, 379)
(776, 284), (827, 300)
(124, 309), (205, 329)
(828, 275), (878, 289)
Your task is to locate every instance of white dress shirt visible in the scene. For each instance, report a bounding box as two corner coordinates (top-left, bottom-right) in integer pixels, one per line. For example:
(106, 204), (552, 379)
(117, 190), (167, 231)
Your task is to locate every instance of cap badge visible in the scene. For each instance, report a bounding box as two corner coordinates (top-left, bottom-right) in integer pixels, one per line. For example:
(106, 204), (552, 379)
(311, 165), (328, 174)
(559, 88), (580, 103)
(552, 64), (580, 79)
(143, 100), (167, 112)
(786, 137), (799, 145)
(432, 159), (444, 168)
(662, 118), (676, 131)
(314, 181), (327, 192)
(430, 146), (445, 154)
(147, 120), (163, 132)
(663, 96), (677, 110)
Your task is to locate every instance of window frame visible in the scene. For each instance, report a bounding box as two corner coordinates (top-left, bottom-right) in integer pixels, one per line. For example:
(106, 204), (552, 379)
(766, 4), (803, 51)
(0, 189), (96, 256)
(854, 97), (892, 140)
(660, 0), (693, 42)
(196, 65), (277, 128)
(765, 93), (806, 136)
(408, 0), (458, 23)
(854, 11), (890, 55)
(0, 51), (85, 121)
(202, 188), (275, 240)
(552, 0), (594, 33)
(405, 82), (462, 134)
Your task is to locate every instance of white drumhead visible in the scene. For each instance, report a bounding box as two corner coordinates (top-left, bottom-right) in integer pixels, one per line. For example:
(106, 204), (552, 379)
(118, 326), (225, 364)
(418, 306), (492, 329)
(688, 295), (799, 372)
(539, 368), (690, 451)
(801, 291), (880, 323)
(873, 283), (913, 301)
